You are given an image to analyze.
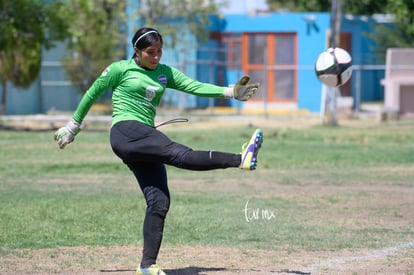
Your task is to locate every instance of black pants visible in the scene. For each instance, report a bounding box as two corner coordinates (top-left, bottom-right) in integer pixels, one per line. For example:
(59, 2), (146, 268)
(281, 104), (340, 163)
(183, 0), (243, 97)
(110, 120), (241, 267)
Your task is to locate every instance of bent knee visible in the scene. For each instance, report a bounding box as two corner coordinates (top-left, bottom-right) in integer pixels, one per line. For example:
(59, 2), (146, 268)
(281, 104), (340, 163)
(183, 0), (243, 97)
(143, 186), (170, 217)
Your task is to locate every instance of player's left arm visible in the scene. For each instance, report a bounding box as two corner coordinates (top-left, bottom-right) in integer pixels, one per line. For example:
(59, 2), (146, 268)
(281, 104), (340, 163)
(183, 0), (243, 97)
(167, 66), (259, 101)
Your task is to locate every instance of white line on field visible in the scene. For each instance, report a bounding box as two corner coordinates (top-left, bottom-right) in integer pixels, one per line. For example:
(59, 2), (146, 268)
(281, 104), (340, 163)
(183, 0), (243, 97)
(305, 240), (414, 272)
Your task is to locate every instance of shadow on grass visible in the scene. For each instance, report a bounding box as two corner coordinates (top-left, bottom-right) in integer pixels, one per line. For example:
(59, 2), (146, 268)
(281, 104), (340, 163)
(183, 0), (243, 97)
(99, 269), (136, 273)
(100, 266), (227, 274)
(279, 269), (311, 274)
(165, 267), (227, 274)
(100, 267), (312, 274)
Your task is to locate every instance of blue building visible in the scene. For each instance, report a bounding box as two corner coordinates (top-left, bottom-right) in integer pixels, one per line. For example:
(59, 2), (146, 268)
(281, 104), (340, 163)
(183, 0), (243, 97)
(194, 12), (384, 113)
(1, 10), (384, 115)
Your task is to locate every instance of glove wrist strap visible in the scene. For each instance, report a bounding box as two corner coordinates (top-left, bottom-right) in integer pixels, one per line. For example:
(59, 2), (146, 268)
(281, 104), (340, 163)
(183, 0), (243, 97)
(66, 119), (81, 135)
(223, 87), (234, 98)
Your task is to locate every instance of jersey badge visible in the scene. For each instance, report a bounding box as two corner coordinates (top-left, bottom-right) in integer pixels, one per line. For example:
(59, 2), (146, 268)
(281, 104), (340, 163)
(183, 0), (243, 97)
(145, 86), (159, 101)
(158, 75), (167, 87)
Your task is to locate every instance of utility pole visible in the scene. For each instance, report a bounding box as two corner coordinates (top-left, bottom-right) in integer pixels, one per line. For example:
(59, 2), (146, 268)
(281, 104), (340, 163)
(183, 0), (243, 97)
(322, 0), (342, 126)
(330, 0), (342, 49)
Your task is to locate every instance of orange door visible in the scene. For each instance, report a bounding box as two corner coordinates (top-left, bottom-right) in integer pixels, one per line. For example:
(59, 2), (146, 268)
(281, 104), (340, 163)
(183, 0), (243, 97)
(242, 32), (298, 102)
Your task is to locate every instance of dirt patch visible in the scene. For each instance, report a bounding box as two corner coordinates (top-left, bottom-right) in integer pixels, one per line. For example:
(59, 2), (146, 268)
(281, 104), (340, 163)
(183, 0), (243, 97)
(1, 243), (414, 274)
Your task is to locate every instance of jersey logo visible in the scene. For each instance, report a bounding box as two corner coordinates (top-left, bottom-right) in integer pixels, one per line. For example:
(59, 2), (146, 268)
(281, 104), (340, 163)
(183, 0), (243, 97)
(145, 86), (159, 101)
(158, 75), (167, 86)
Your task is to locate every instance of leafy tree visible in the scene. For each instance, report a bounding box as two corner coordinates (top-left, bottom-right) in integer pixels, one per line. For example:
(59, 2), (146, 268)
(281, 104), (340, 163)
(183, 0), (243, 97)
(350, 0), (414, 61)
(266, 0), (412, 58)
(137, 0), (227, 47)
(266, 0), (331, 12)
(266, 0), (387, 13)
(61, 0), (226, 94)
(368, 23), (414, 59)
(343, 0), (387, 14)
(386, 0), (414, 38)
(0, 0), (68, 114)
(61, 0), (127, 93)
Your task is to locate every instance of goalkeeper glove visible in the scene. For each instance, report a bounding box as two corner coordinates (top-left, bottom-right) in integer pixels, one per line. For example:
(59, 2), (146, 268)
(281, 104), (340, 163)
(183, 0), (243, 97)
(54, 118), (81, 149)
(223, 75), (259, 101)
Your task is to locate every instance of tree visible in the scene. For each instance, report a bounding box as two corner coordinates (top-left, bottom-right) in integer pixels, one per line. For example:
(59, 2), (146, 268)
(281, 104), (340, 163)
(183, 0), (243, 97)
(372, 0), (414, 60)
(0, 0), (68, 114)
(343, 0), (387, 15)
(137, 0), (226, 48)
(61, 0), (127, 93)
(61, 0), (226, 94)
(266, 0), (330, 12)
(266, 0), (387, 13)
(265, 0), (412, 57)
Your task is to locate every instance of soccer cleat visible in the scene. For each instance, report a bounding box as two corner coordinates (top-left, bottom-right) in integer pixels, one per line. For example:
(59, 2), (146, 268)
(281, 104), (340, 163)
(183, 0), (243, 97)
(240, 128), (263, 170)
(136, 264), (166, 275)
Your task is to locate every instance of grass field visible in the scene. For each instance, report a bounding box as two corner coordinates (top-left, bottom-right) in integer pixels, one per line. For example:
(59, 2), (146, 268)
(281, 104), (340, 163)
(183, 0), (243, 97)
(1, 116), (414, 274)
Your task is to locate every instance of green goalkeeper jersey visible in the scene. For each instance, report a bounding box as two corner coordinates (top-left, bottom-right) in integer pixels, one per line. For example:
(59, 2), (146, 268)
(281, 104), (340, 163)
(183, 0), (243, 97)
(72, 58), (226, 127)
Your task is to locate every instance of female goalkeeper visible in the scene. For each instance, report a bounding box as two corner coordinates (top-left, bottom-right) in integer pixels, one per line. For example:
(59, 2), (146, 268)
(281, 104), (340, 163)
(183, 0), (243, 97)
(54, 27), (263, 275)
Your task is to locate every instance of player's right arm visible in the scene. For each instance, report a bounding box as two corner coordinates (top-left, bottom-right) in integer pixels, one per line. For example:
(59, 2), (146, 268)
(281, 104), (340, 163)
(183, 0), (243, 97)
(54, 62), (123, 149)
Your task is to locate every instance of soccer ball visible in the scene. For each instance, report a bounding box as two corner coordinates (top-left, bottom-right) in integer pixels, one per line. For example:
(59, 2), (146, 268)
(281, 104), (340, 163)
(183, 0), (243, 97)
(315, 47), (353, 87)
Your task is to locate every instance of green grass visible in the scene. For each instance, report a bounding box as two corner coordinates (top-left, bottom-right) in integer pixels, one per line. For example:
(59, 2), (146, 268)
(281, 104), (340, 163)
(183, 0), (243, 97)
(1, 120), (414, 255)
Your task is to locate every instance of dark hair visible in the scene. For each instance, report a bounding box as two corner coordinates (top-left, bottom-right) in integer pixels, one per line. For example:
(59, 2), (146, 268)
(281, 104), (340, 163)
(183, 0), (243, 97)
(132, 27), (163, 51)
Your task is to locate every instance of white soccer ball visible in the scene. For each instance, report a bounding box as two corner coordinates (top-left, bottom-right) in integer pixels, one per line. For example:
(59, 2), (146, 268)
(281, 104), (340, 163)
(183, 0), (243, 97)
(315, 47), (353, 87)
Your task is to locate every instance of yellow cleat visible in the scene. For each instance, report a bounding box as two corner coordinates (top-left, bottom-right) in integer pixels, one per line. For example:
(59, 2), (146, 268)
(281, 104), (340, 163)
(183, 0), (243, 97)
(240, 129), (263, 170)
(136, 264), (166, 275)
